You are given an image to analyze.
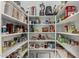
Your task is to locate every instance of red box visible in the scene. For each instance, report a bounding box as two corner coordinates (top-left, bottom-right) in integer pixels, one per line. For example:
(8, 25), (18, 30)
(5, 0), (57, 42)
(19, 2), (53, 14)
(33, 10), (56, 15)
(65, 6), (76, 18)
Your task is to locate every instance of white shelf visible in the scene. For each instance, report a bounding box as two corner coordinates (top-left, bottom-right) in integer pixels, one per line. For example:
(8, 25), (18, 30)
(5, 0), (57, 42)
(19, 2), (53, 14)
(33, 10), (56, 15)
(29, 24), (55, 25)
(29, 15), (54, 18)
(29, 48), (55, 51)
(56, 32), (79, 36)
(20, 49), (28, 58)
(2, 13), (27, 25)
(2, 40), (28, 57)
(57, 12), (79, 24)
(1, 32), (28, 37)
(29, 32), (55, 33)
(57, 41), (79, 58)
(29, 40), (55, 42)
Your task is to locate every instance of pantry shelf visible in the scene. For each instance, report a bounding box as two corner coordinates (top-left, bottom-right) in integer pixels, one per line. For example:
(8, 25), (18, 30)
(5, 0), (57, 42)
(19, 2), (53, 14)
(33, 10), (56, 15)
(1, 32), (28, 37)
(29, 32), (55, 33)
(29, 15), (54, 18)
(57, 41), (79, 58)
(29, 24), (55, 25)
(56, 32), (79, 36)
(29, 48), (55, 51)
(2, 40), (28, 57)
(29, 40), (55, 42)
(57, 12), (79, 24)
(2, 13), (27, 25)
(1, 1), (79, 58)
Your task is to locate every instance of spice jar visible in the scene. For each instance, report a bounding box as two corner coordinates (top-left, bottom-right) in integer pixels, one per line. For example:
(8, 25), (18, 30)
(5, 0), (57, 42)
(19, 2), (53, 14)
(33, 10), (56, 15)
(44, 42), (48, 48)
(71, 40), (75, 46)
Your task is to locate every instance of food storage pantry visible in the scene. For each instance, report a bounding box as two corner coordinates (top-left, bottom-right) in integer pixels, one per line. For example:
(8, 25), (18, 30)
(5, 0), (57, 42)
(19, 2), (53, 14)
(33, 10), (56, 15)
(0, 1), (79, 58)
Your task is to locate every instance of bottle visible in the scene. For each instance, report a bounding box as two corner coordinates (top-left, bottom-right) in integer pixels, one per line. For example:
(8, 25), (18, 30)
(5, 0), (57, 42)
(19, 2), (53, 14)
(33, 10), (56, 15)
(31, 6), (36, 15)
(2, 25), (7, 34)
(49, 25), (55, 32)
(36, 18), (40, 24)
(6, 24), (13, 34)
(44, 42), (48, 48)
(58, 35), (61, 41)
(68, 24), (77, 33)
(45, 20), (48, 24)
(64, 25), (68, 32)
(61, 36), (65, 43)
(48, 18), (51, 24)
(71, 24), (77, 33)
(58, 35), (64, 43)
